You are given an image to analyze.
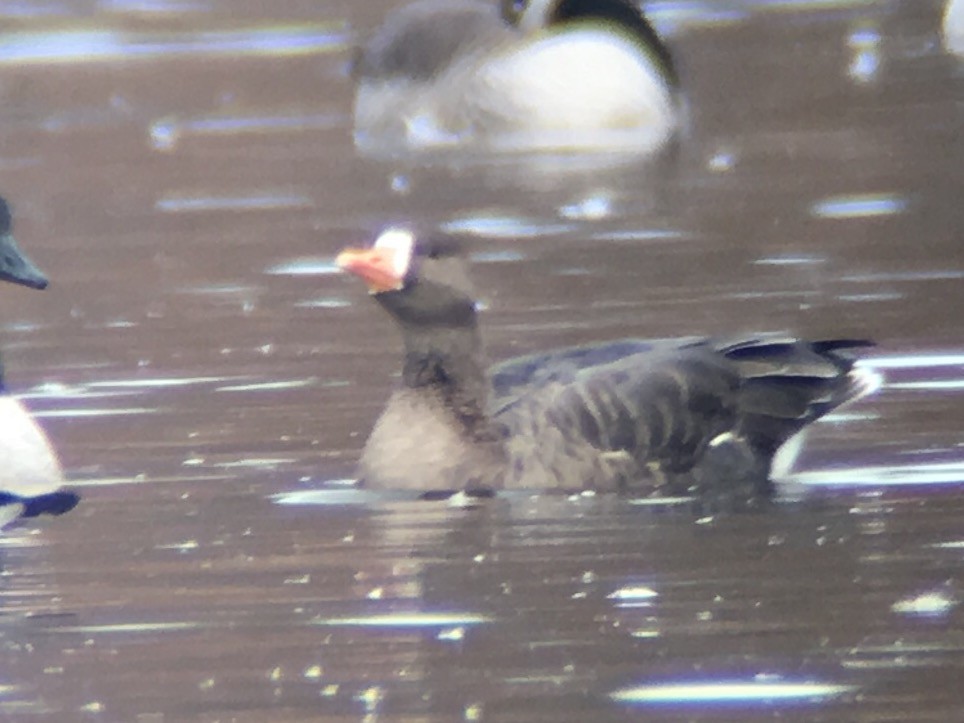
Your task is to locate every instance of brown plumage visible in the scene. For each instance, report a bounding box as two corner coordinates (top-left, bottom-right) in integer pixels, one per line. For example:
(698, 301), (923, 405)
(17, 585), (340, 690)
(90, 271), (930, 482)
(337, 229), (877, 502)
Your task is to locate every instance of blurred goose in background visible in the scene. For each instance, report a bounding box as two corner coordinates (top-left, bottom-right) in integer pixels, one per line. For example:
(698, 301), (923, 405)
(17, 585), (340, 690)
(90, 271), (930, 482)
(944, 0), (964, 56)
(0, 196), (78, 527)
(352, 0), (680, 154)
(336, 229), (878, 502)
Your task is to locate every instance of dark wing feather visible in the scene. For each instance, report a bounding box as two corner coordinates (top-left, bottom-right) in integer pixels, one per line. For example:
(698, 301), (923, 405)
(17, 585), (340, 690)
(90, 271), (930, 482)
(489, 337), (705, 406)
(491, 335), (873, 487)
(719, 337), (874, 455)
(495, 343), (740, 475)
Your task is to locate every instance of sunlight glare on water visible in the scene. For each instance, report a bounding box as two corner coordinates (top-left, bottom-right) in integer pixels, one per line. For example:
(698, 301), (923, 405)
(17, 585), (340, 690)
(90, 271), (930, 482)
(48, 622), (206, 634)
(610, 678), (856, 705)
(313, 612), (490, 628)
(265, 258), (341, 276)
(149, 113), (343, 151)
(811, 192), (908, 219)
(795, 461), (964, 487)
(0, 26), (349, 65)
(440, 215), (576, 239)
(847, 24), (882, 83)
(607, 585), (659, 602)
(864, 353), (964, 369)
(891, 591), (958, 618)
(101, 0), (210, 14)
(155, 193), (314, 213)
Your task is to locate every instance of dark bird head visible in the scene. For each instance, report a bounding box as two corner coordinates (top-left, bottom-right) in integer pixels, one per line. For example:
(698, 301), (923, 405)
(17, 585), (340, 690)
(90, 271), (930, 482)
(352, 1), (507, 82)
(337, 228), (477, 329)
(0, 196), (49, 290)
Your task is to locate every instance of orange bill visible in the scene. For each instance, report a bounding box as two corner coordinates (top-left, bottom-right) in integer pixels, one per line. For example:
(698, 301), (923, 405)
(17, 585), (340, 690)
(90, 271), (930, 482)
(336, 247), (404, 293)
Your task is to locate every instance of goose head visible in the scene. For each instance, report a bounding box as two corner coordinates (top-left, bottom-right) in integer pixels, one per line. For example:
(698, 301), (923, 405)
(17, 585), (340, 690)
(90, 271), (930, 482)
(352, 0), (509, 83)
(336, 228), (477, 331)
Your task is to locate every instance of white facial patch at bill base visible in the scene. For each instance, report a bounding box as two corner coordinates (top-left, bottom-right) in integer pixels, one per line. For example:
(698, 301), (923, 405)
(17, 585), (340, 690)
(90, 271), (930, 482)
(373, 228), (416, 280)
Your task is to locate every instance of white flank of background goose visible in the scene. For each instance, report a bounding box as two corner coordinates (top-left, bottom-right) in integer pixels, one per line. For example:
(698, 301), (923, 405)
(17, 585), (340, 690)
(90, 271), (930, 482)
(944, 0), (964, 56)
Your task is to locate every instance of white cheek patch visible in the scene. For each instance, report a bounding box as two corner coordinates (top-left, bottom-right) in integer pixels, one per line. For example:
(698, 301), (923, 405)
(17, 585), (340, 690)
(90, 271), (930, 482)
(374, 228), (415, 279)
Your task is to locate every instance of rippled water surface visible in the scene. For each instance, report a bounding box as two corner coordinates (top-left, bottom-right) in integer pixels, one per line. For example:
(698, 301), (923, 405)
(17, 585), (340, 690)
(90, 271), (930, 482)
(1, 0), (963, 720)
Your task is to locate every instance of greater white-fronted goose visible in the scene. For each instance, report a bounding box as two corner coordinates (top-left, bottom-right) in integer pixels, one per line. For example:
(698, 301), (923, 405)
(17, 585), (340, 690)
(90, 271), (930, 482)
(335, 229), (878, 501)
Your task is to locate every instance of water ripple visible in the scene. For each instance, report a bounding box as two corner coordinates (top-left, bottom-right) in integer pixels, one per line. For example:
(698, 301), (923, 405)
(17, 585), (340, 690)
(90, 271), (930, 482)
(156, 192), (313, 213)
(811, 192), (908, 219)
(312, 612), (490, 629)
(440, 215), (575, 239)
(0, 25), (349, 65)
(611, 678), (854, 705)
(150, 112), (342, 151)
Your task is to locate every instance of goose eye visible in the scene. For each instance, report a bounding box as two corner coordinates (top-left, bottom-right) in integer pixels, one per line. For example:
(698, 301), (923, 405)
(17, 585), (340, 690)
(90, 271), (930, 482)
(374, 228), (415, 278)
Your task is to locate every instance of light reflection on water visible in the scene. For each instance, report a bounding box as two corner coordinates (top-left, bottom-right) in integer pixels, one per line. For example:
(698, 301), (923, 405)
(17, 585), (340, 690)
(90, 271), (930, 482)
(753, 254), (826, 266)
(313, 612), (490, 628)
(439, 215), (577, 238)
(0, 26), (349, 65)
(101, 0), (211, 15)
(30, 406), (156, 418)
(889, 379), (964, 390)
(265, 258), (340, 276)
(811, 192), (908, 219)
(85, 376), (234, 388)
(155, 192), (314, 213)
(847, 25), (882, 83)
(149, 112), (343, 151)
(608, 585), (659, 604)
(610, 679), (855, 705)
(793, 461), (964, 487)
(295, 298), (352, 309)
(863, 353), (964, 369)
(590, 228), (685, 242)
(215, 379), (315, 392)
(49, 621), (206, 634)
(891, 591), (958, 618)
(558, 194), (615, 221)
(838, 292), (904, 302)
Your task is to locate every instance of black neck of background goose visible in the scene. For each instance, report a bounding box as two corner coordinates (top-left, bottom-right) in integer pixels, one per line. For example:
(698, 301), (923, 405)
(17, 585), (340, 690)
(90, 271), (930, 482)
(549, 0), (679, 89)
(0, 195), (49, 290)
(0, 197), (11, 234)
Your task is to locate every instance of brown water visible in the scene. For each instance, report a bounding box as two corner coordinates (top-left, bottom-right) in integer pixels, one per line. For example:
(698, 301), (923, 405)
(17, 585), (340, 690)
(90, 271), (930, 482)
(1, 0), (963, 720)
